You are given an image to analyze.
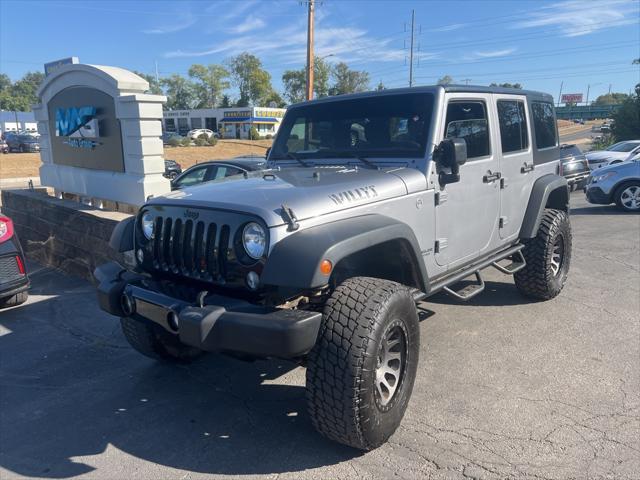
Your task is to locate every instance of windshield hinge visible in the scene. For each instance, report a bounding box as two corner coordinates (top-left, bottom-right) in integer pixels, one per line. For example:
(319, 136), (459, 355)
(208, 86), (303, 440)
(280, 203), (299, 232)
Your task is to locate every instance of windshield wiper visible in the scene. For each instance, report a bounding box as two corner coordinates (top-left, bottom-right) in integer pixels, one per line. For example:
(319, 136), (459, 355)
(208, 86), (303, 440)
(321, 150), (379, 170)
(286, 152), (309, 167)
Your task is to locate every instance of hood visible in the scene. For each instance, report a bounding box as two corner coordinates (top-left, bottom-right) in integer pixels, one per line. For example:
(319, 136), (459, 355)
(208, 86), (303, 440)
(586, 150), (629, 161)
(148, 166), (426, 227)
(590, 159), (638, 176)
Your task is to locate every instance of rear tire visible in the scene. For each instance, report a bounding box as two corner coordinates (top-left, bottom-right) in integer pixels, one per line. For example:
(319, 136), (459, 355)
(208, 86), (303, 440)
(515, 209), (571, 300)
(306, 277), (420, 450)
(120, 316), (204, 363)
(0, 291), (28, 309)
(614, 182), (640, 212)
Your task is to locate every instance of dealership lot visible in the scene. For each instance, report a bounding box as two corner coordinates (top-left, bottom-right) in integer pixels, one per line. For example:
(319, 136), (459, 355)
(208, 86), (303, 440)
(0, 191), (638, 480)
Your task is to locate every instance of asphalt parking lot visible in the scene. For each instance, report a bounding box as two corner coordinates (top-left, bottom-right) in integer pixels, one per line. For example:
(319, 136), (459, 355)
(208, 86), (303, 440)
(1, 191), (638, 480)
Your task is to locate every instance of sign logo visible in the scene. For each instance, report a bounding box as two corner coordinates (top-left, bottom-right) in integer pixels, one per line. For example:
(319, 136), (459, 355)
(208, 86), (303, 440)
(56, 106), (100, 149)
(561, 93), (583, 104)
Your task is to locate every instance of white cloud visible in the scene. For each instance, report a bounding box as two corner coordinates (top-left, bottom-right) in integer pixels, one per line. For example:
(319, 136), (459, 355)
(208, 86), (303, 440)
(474, 47), (517, 58)
(228, 16), (266, 34)
(430, 23), (465, 32)
(514, 0), (638, 36)
(143, 13), (196, 34)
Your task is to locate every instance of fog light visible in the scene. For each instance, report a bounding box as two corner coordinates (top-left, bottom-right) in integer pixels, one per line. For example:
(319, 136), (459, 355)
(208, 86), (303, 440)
(246, 271), (260, 291)
(136, 249), (144, 263)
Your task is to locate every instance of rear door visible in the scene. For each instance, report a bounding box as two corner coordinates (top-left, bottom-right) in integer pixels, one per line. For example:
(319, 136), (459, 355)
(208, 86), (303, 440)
(434, 93), (501, 268)
(493, 95), (534, 241)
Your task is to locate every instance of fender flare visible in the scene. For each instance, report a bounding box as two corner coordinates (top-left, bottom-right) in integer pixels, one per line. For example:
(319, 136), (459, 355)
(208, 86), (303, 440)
(519, 174), (569, 239)
(261, 214), (428, 291)
(109, 216), (135, 252)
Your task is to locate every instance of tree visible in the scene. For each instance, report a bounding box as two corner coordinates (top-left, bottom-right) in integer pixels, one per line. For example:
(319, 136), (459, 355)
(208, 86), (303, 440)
(281, 56), (331, 103)
(133, 71), (163, 95)
(329, 62), (369, 96)
(220, 94), (231, 108)
(0, 71), (44, 111)
(593, 92), (629, 105)
(161, 74), (197, 110)
(490, 82), (523, 89)
(227, 53), (273, 106)
(376, 81), (386, 91)
(263, 89), (286, 108)
(188, 64), (230, 108)
(437, 75), (453, 85)
(611, 84), (640, 141)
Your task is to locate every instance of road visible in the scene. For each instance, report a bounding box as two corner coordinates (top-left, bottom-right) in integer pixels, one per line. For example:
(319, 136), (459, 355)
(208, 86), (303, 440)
(1, 191), (638, 480)
(560, 126), (595, 144)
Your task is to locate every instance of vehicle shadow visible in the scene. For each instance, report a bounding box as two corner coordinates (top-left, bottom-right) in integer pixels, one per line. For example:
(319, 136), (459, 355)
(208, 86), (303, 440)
(0, 270), (363, 478)
(570, 205), (631, 215)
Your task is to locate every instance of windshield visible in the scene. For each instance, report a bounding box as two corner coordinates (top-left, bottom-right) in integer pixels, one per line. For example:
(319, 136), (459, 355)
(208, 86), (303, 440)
(271, 93), (434, 161)
(607, 142), (639, 152)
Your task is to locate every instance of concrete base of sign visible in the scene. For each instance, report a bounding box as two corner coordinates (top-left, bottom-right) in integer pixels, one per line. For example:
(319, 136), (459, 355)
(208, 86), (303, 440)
(34, 63), (170, 207)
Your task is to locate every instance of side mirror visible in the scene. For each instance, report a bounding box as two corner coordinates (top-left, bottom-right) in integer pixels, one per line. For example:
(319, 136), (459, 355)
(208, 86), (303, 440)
(265, 146), (271, 160)
(434, 138), (467, 185)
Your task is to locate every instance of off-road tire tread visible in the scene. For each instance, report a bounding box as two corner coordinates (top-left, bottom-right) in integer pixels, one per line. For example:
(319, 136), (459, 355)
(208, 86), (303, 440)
(0, 291), (28, 308)
(120, 316), (203, 362)
(306, 276), (413, 450)
(514, 208), (571, 300)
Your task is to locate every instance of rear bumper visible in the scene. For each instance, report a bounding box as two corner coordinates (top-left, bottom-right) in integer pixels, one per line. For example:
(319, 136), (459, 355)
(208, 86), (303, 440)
(564, 172), (589, 185)
(94, 262), (322, 359)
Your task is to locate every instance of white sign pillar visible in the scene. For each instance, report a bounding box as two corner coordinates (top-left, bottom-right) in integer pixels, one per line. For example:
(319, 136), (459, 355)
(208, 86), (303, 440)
(33, 64), (170, 207)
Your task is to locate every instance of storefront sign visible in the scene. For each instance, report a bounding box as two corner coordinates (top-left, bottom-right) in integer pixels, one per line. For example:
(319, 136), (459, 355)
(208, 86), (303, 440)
(561, 93), (583, 104)
(44, 57), (79, 76)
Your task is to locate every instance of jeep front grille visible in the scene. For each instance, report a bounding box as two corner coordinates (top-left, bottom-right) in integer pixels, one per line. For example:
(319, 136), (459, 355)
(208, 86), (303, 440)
(150, 216), (231, 281)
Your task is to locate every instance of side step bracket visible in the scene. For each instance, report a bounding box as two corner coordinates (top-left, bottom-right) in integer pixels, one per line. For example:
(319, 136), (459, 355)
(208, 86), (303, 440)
(491, 250), (527, 274)
(443, 271), (485, 301)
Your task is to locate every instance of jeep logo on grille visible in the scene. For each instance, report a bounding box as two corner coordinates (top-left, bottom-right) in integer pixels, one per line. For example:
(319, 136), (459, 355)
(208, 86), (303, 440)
(183, 210), (199, 220)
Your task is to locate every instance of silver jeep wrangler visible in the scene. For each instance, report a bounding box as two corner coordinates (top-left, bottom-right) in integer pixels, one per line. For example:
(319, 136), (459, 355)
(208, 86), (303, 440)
(95, 85), (571, 450)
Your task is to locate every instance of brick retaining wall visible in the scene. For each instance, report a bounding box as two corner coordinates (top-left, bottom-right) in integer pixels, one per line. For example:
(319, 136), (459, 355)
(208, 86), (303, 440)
(1, 189), (131, 281)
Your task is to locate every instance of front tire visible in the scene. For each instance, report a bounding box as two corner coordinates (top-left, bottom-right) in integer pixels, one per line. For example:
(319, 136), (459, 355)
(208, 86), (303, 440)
(306, 277), (420, 450)
(120, 316), (204, 363)
(514, 209), (572, 300)
(614, 182), (640, 212)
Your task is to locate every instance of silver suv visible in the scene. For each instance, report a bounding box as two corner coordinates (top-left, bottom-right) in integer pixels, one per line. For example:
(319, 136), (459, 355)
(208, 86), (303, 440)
(95, 85), (571, 450)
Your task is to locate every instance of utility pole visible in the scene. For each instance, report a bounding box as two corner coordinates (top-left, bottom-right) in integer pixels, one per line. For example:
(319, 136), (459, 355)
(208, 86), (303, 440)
(608, 84), (612, 95)
(155, 61), (159, 84)
(409, 9), (415, 87)
(557, 81), (563, 107)
(305, 0), (315, 100)
(461, 78), (472, 85)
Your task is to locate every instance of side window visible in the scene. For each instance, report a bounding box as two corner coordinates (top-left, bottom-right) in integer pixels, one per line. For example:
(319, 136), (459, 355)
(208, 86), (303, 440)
(175, 166), (207, 188)
(497, 100), (529, 153)
(531, 101), (557, 149)
(444, 101), (490, 159)
(213, 166), (243, 180)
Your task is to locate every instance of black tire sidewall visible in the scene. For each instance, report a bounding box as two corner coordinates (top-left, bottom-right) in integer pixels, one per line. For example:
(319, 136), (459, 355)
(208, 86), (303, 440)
(615, 182), (640, 212)
(358, 288), (420, 448)
(547, 221), (570, 294)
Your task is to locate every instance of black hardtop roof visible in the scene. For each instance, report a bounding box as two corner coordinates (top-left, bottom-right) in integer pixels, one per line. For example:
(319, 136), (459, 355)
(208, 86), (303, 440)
(289, 84), (554, 108)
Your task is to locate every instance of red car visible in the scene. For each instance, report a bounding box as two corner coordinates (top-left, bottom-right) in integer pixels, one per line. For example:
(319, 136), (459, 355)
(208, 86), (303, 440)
(0, 216), (29, 308)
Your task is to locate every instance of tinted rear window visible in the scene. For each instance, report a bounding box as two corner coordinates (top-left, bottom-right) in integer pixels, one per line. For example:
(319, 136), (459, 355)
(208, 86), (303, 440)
(560, 145), (583, 159)
(497, 100), (529, 153)
(531, 101), (557, 149)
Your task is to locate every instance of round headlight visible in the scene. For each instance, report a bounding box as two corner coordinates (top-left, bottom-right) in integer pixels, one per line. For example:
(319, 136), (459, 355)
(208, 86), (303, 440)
(242, 222), (266, 259)
(141, 212), (154, 240)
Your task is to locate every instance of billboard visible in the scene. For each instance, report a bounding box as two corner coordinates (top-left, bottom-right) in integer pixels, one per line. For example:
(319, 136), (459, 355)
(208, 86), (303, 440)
(561, 93), (583, 104)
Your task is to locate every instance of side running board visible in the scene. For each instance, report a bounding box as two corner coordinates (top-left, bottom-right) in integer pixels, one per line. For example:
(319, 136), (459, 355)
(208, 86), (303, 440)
(491, 250), (526, 274)
(442, 271), (485, 301)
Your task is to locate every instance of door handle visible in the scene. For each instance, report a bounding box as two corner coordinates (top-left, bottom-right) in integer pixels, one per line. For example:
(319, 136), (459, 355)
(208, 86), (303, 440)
(483, 171), (501, 183)
(521, 162), (535, 173)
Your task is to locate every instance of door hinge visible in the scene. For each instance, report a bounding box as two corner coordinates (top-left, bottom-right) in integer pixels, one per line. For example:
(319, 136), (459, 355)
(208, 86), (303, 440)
(499, 216), (508, 228)
(435, 238), (448, 253)
(500, 177), (506, 189)
(435, 190), (448, 206)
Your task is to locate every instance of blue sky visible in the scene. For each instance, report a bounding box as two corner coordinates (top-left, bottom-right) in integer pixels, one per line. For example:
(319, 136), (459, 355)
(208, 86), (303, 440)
(1, 0), (639, 103)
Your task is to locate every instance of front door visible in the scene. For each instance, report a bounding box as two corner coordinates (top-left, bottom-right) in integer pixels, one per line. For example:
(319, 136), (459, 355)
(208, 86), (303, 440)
(434, 94), (501, 268)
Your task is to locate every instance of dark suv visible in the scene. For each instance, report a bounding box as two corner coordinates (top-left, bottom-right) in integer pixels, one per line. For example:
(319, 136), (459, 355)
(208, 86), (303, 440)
(560, 144), (589, 190)
(6, 133), (40, 153)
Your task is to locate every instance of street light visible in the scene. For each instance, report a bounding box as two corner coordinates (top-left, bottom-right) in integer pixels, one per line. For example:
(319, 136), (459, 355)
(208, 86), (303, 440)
(586, 83), (603, 106)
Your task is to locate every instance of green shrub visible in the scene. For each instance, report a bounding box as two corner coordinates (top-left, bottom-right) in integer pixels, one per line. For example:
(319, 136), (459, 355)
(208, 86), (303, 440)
(195, 137), (207, 146)
(207, 136), (218, 146)
(249, 126), (260, 140)
(180, 137), (192, 147)
(197, 133), (209, 140)
(168, 137), (181, 147)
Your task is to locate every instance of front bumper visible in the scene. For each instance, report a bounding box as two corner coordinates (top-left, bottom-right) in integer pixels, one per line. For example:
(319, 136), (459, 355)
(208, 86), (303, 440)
(94, 262), (322, 359)
(585, 185), (611, 205)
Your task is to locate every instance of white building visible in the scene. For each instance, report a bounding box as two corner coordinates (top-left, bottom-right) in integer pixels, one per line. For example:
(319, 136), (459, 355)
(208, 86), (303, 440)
(163, 106), (286, 139)
(0, 111), (38, 134)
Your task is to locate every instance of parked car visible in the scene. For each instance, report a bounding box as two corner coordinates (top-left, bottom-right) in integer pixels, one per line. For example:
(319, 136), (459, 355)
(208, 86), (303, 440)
(0, 138), (9, 154)
(585, 156), (640, 211)
(170, 157), (267, 190)
(559, 144), (590, 190)
(0, 215), (29, 309)
(162, 132), (183, 145)
(186, 129), (218, 140)
(96, 85), (572, 450)
(163, 159), (182, 179)
(5, 133), (40, 153)
(586, 140), (640, 170)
